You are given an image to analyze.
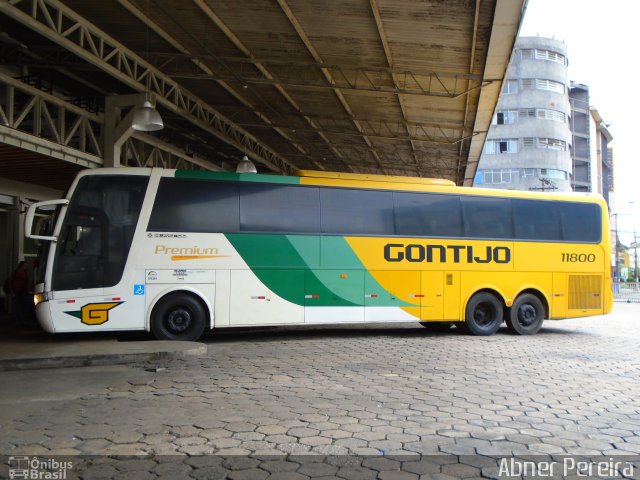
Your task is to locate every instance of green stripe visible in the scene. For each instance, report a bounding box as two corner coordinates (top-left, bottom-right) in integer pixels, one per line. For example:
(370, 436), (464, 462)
(175, 171), (300, 184)
(225, 233), (413, 307)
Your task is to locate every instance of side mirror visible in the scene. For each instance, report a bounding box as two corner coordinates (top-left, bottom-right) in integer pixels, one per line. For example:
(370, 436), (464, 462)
(25, 199), (69, 241)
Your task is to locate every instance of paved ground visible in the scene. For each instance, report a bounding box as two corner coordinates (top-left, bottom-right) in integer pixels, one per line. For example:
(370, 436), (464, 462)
(1, 303), (639, 479)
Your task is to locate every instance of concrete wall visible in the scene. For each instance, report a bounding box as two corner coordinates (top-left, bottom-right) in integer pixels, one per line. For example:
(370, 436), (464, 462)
(475, 37), (573, 192)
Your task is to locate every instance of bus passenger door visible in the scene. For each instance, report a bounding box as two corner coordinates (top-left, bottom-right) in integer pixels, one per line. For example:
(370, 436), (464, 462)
(442, 272), (460, 321)
(421, 271), (444, 320)
(364, 271), (421, 322)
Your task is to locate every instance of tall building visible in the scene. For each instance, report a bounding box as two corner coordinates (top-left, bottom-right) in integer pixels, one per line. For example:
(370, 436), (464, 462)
(569, 83), (613, 202)
(474, 37), (573, 191)
(569, 82), (591, 192)
(588, 108), (613, 204)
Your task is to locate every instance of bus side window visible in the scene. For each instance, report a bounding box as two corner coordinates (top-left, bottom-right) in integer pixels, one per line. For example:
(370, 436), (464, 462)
(460, 197), (513, 239)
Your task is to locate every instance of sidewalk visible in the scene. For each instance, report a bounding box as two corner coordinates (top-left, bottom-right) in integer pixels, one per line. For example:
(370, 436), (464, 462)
(0, 315), (206, 371)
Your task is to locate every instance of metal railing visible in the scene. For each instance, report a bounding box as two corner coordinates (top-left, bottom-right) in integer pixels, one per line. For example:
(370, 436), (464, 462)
(613, 282), (640, 302)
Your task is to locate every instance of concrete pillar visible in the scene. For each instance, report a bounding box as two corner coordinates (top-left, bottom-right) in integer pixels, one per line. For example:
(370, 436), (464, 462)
(103, 93), (148, 168)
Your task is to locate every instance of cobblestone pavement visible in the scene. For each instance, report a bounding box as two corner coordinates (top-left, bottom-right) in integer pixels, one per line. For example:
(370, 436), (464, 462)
(1, 303), (640, 479)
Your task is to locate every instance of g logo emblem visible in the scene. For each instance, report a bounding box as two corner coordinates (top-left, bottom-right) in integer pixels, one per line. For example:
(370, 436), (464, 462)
(65, 302), (123, 325)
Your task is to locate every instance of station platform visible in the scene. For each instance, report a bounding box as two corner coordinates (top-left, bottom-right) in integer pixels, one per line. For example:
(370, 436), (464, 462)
(0, 314), (206, 371)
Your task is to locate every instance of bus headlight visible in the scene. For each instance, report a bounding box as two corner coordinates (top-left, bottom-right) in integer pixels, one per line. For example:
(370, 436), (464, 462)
(33, 292), (49, 306)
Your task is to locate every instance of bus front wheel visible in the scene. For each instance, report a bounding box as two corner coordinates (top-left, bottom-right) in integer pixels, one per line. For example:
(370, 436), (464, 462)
(465, 292), (503, 336)
(506, 294), (544, 335)
(151, 293), (206, 341)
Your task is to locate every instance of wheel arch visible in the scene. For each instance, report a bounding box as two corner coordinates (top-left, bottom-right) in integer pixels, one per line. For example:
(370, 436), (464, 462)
(146, 287), (213, 332)
(463, 286), (507, 318)
(513, 287), (550, 319)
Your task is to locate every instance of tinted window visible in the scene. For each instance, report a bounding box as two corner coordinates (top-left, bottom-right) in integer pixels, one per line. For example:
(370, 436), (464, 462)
(461, 197), (513, 239)
(54, 175), (148, 290)
(240, 184), (320, 233)
(513, 199), (561, 240)
(148, 179), (240, 232)
(321, 188), (394, 235)
(394, 192), (462, 237)
(559, 202), (601, 242)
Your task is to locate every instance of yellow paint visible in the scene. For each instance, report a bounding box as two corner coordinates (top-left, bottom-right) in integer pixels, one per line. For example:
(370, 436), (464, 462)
(343, 235), (612, 321)
(296, 169), (455, 187)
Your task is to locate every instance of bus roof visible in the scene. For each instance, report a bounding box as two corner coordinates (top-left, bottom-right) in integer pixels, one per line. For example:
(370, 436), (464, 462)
(294, 170), (456, 187)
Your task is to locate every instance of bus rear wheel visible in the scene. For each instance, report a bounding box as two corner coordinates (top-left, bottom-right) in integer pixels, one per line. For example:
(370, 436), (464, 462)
(151, 293), (206, 341)
(465, 292), (503, 336)
(506, 293), (544, 335)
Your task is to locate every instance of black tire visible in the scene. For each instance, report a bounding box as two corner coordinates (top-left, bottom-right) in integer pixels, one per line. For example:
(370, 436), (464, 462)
(151, 293), (207, 341)
(465, 292), (503, 336)
(506, 293), (544, 335)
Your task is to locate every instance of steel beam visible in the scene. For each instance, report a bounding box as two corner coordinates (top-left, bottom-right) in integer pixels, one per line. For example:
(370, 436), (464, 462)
(0, 0), (295, 174)
(277, 0), (388, 174)
(0, 125), (102, 168)
(123, 134), (225, 171)
(118, 0), (319, 170)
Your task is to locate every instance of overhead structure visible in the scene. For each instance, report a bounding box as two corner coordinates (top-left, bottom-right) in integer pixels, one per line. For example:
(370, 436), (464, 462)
(0, 0), (525, 190)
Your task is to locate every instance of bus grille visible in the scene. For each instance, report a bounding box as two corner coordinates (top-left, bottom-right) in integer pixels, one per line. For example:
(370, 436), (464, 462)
(568, 275), (602, 309)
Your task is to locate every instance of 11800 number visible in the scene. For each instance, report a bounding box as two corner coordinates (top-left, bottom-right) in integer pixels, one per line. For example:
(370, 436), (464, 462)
(561, 253), (596, 263)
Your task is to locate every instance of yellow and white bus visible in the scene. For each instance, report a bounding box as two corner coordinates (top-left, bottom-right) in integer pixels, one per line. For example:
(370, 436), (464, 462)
(25, 167), (612, 340)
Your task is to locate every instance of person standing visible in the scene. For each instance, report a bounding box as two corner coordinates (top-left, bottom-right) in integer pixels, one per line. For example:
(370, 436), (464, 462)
(10, 261), (30, 324)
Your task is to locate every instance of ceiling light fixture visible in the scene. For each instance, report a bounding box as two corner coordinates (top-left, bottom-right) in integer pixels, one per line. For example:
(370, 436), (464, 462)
(132, 98), (163, 131)
(236, 155), (257, 173)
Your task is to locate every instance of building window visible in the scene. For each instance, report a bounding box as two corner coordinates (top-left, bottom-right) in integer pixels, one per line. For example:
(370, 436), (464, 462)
(522, 138), (536, 148)
(494, 110), (518, 125)
(538, 138), (567, 150)
(537, 109), (566, 122)
(541, 169), (567, 180)
(520, 109), (566, 122)
(521, 78), (565, 94)
(521, 48), (566, 65)
(484, 139), (518, 154)
(482, 169), (521, 184)
(523, 168), (536, 177)
(502, 79), (518, 94)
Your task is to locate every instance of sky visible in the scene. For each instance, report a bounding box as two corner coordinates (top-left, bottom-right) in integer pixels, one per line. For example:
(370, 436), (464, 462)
(519, 0), (640, 246)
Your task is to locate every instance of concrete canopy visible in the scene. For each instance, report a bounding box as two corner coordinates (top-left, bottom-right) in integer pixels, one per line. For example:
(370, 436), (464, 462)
(0, 0), (525, 190)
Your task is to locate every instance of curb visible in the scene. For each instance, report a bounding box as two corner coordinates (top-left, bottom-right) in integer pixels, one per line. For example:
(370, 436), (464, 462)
(0, 341), (207, 371)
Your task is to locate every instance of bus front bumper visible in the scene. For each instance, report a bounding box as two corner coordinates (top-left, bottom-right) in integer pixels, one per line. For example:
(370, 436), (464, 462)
(34, 294), (55, 333)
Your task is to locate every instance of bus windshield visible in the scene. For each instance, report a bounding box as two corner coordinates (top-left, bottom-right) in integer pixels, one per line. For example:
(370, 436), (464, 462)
(52, 175), (148, 290)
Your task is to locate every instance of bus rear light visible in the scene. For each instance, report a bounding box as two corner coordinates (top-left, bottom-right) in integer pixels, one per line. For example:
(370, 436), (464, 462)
(66, 299), (76, 303)
(305, 294), (320, 299)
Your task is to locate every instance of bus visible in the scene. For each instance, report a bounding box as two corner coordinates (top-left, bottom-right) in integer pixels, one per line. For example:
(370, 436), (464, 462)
(25, 167), (612, 340)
